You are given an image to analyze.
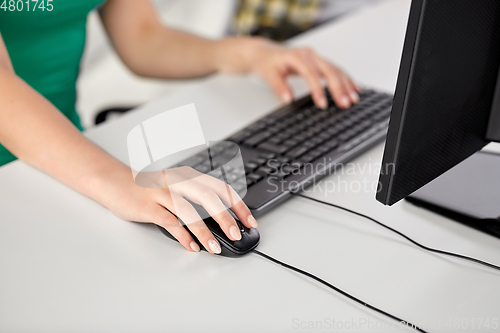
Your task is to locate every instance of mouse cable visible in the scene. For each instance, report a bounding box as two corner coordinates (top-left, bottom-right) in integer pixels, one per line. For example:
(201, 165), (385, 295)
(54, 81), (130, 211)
(292, 193), (500, 272)
(251, 249), (427, 333)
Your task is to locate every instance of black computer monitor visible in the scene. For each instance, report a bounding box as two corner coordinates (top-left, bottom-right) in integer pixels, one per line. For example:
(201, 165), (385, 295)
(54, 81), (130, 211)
(377, 0), (500, 210)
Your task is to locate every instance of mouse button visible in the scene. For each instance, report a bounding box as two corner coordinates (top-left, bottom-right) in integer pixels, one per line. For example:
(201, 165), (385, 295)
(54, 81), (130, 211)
(227, 208), (240, 221)
(202, 216), (224, 234)
(236, 220), (246, 233)
(232, 228), (260, 251)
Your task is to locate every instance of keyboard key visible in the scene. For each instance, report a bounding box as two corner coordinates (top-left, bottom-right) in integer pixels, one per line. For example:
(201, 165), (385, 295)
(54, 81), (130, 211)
(225, 173), (241, 182)
(373, 111), (390, 122)
(263, 117), (278, 125)
(310, 149), (324, 159)
(277, 132), (290, 140)
(277, 156), (290, 163)
(230, 131), (253, 143)
(293, 133), (308, 142)
(325, 139), (339, 150)
(338, 130), (357, 142)
(274, 171), (290, 179)
(258, 143), (288, 155)
(303, 130), (316, 138)
(319, 132), (331, 140)
(311, 137), (326, 145)
(253, 157), (267, 165)
(299, 154), (316, 163)
(309, 126), (322, 134)
(232, 166), (245, 175)
(290, 161), (304, 168)
(275, 122), (288, 130)
(223, 165), (234, 172)
(287, 145), (310, 158)
(244, 131), (272, 146)
(257, 166), (275, 175)
(244, 162), (259, 173)
(267, 160), (281, 168)
(339, 118), (355, 128)
(283, 139), (299, 147)
(267, 127), (281, 135)
(283, 164), (299, 174)
(317, 146), (331, 154)
(268, 137), (282, 145)
(259, 152), (276, 160)
(232, 180), (247, 193)
(306, 119), (316, 126)
(247, 173), (263, 182)
(247, 123), (267, 132)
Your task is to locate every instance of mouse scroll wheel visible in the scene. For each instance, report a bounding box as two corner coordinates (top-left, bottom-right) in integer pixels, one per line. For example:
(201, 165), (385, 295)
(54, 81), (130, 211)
(236, 220), (245, 232)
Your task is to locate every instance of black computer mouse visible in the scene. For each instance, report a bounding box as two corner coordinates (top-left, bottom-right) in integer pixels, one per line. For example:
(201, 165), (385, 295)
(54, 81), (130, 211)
(158, 210), (260, 257)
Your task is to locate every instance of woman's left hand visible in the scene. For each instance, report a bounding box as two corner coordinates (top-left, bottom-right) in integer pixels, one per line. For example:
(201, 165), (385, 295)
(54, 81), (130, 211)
(216, 37), (360, 109)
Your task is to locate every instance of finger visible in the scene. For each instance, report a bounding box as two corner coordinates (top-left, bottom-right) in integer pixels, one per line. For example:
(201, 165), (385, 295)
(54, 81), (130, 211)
(150, 204), (200, 252)
(287, 49), (327, 109)
(312, 60), (351, 109)
(338, 72), (360, 104)
(198, 175), (258, 229)
(262, 67), (294, 104)
(167, 194), (223, 254)
(176, 180), (242, 241)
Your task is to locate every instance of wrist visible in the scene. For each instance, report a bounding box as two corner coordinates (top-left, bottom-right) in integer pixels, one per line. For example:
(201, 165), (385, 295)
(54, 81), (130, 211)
(82, 158), (133, 209)
(213, 36), (271, 74)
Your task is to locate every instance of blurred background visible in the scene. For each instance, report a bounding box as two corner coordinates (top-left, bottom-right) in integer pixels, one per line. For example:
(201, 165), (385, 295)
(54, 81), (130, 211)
(77, 0), (383, 128)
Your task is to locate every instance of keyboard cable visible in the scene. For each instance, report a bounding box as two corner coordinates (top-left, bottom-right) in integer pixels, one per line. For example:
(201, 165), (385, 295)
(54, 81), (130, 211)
(292, 193), (500, 272)
(250, 192), (500, 333)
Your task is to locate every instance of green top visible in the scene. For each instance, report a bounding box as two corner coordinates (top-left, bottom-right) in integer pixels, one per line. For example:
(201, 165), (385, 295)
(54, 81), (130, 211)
(0, 0), (104, 166)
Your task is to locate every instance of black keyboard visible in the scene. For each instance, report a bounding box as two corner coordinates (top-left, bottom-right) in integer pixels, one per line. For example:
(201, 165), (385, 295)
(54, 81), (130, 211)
(176, 89), (393, 216)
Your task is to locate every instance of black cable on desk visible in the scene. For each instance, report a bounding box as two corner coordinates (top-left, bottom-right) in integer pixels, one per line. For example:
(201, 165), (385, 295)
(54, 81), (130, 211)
(293, 193), (500, 272)
(249, 193), (499, 333)
(252, 249), (428, 333)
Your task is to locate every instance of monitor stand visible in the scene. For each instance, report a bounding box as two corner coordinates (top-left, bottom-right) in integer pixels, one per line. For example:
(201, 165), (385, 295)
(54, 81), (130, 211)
(406, 151), (500, 238)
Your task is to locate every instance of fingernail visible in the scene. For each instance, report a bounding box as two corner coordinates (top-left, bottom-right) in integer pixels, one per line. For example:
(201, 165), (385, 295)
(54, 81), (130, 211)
(229, 225), (242, 241)
(282, 92), (292, 104)
(248, 215), (258, 228)
(190, 241), (200, 252)
(341, 96), (351, 108)
(208, 239), (221, 254)
(318, 96), (328, 109)
(350, 91), (359, 104)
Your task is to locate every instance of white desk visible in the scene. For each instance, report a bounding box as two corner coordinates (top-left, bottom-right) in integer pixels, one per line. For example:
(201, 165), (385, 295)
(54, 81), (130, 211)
(1, 1), (499, 332)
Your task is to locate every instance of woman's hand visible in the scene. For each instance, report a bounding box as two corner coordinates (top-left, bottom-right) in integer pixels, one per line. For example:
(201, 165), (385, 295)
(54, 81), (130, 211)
(101, 166), (258, 254)
(215, 37), (361, 109)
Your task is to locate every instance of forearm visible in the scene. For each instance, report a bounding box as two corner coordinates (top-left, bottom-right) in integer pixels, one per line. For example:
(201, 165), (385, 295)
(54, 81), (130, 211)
(0, 68), (129, 207)
(119, 26), (222, 79)
(101, 0), (269, 79)
(114, 31), (270, 79)
(0, 33), (14, 73)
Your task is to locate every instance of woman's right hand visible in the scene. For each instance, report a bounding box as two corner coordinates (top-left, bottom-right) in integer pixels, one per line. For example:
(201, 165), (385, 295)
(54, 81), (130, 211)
(101, 166), (258, 254)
